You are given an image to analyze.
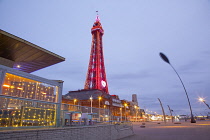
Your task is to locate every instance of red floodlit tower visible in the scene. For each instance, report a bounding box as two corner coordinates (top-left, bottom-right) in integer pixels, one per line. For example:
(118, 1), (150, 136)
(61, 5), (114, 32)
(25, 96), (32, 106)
(84, 15), (109, 94)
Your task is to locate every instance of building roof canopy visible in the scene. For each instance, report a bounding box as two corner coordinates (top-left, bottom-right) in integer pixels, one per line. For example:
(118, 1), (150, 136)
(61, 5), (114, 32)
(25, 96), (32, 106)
(64, 89), (110, 100)
(0, 29), (65, 73)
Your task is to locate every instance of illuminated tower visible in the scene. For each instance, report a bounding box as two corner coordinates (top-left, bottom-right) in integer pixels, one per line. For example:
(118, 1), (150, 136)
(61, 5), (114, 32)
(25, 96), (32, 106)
(84, 15), (109, 94)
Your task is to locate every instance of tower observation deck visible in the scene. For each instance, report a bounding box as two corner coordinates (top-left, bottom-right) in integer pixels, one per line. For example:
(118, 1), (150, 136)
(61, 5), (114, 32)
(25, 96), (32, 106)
(84, 15), (109, 94)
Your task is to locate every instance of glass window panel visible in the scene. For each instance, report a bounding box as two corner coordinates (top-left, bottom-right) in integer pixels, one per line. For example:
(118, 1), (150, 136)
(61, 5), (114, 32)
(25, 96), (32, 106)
(0, 97), (56, 127)
(2, 73), (56, 102)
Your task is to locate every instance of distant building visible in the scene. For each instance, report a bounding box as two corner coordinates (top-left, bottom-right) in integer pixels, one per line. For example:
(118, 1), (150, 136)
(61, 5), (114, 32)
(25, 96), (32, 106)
(63, 89), (124, 120)
(63, 89), (143, 121)
(132, 94), (138, 105)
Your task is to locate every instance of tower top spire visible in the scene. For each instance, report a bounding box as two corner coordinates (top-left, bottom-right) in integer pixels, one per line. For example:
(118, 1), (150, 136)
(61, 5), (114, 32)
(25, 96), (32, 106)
(95, 11), (100, 22)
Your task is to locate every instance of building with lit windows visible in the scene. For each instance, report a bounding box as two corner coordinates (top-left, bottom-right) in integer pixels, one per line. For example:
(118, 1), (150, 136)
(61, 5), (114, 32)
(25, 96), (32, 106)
(63, 90), (142, 122)
(0, 29), (65, 128)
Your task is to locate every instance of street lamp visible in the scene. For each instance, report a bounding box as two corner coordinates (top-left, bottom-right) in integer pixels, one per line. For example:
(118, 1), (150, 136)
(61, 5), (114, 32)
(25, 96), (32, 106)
(74, 99), (77, 105)
(167, 105), (174, 123)
(158, 98), (166, 124)
(73, 99), (77, 111)
(159, 52), (196, 123)
(134, 105), (137, 122)
(124, 103), (127, 121)
(104, 105), (106, 121)
(199, 98), (210, 109)
(98, 96), (102, 121)
(90, 96), (93, 113)
(120, 107), (122, 122)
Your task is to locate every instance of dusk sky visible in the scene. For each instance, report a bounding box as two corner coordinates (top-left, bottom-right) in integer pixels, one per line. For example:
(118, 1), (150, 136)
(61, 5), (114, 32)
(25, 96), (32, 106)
(1, 0), (210, 116)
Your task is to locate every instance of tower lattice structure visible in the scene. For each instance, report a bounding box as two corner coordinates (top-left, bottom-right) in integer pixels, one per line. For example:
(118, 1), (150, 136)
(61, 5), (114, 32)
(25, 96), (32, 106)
(84, 15), (109, 94)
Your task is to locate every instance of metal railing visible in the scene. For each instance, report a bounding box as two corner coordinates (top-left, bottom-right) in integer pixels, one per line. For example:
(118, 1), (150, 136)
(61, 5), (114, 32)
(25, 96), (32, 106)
(61, 103), (111, 126)
(0, 95), (57, 128)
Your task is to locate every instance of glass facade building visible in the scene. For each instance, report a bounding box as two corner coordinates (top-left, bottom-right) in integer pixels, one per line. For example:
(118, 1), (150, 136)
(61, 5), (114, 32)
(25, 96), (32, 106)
(0, 29), (65, 129)
(0, 65), (63, 128)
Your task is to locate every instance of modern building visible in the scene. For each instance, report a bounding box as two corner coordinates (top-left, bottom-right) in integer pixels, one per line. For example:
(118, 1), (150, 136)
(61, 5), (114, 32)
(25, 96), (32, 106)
(0, 29), (65, 128)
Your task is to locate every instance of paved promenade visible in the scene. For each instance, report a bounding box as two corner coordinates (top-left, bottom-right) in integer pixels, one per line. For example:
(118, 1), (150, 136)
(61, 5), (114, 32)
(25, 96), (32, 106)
(120, 120), (210, 140)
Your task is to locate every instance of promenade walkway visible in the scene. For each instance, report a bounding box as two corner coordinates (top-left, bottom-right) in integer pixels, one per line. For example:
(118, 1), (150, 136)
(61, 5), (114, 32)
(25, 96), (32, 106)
(120, 120), (210, 140)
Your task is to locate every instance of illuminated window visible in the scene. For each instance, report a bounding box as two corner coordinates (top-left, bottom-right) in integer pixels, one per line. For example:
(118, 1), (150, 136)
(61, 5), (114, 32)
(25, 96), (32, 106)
(2, 73), (57, 102)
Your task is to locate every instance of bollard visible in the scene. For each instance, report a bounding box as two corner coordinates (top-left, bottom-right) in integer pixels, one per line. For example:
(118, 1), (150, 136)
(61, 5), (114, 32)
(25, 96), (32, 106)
(140, 123), (146, 128)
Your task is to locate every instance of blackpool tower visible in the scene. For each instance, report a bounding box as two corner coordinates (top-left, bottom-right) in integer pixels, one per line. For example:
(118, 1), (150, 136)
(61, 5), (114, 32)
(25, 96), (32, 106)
(84, 15), (109, 94)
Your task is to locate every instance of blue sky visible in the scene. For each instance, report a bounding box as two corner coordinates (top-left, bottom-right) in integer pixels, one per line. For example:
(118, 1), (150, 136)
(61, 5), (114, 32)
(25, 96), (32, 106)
(1, 0), (210, 116)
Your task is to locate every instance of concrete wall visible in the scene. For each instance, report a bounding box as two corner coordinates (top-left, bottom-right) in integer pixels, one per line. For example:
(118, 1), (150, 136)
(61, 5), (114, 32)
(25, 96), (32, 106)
(0, 125), (134, 140)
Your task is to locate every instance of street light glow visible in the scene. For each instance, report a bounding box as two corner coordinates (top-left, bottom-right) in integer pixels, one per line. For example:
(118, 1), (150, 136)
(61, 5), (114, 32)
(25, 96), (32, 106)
(199, 98), (204, 102)
(198, 97), (210, 109)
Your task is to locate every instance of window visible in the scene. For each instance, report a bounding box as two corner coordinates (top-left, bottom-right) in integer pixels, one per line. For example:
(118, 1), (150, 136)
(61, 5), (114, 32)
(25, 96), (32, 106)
(2, 73), (57, 102)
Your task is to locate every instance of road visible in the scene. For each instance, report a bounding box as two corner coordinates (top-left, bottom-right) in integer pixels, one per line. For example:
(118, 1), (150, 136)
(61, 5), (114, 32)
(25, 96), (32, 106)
(120, 120), (210, 140)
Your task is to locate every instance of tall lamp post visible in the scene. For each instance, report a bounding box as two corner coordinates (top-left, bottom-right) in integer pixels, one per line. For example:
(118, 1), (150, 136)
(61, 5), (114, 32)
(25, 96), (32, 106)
(90, 96), (93, 113)
(74, 99), (77, 105)
(134, 105), (138, 122)
(104, 105), (106, 121)
(98, 96), (102, 121)
(167, 105), (174, 123)
(159, 52), (196, 123)
(120, 107), (122, 122)
(124, 103), (127, 121)
(199, 98), (210, 109)
(74, 99), (77, 111)
(158, 98), (166, 124)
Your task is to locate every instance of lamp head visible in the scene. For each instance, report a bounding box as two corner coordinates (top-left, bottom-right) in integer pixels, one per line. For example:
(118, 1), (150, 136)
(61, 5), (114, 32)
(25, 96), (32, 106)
(159, 52), (170, 64)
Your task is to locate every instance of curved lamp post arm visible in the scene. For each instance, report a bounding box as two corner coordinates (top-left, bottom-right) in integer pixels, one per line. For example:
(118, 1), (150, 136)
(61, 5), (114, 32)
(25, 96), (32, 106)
(203, 101), (210, 109)
(159, 52), (196, 123)
(158, 98), (166, 124)
(169, 64), (194, 119)
(167, 105), (173, 122)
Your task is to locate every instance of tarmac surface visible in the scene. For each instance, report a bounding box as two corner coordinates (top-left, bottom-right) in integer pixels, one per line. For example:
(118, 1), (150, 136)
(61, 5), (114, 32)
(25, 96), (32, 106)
(120, 120), (210, 140)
